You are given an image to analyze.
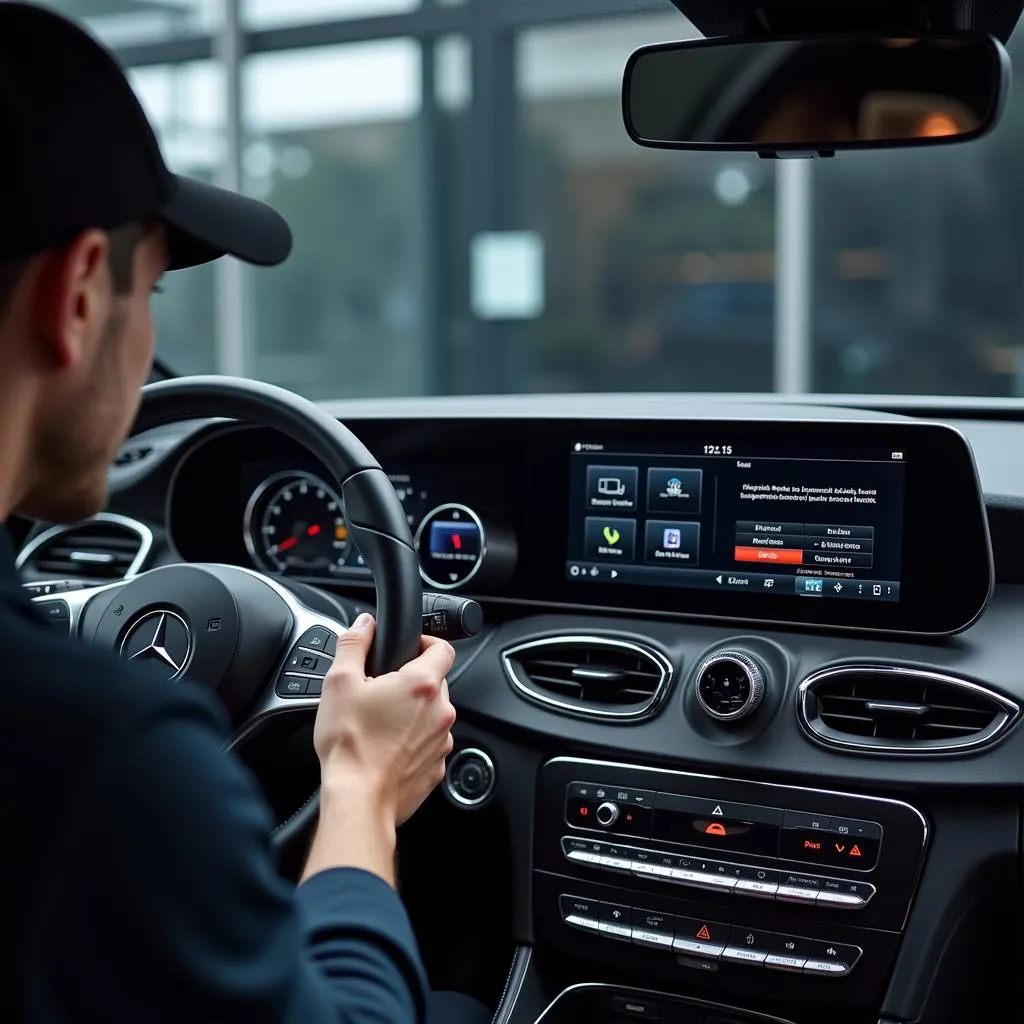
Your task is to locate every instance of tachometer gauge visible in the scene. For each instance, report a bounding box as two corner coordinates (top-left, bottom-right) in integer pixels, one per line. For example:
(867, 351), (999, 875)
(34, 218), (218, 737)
(244, 471), (350, 575)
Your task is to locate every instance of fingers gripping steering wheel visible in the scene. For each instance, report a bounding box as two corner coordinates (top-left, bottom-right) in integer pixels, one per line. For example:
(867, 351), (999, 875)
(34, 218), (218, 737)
(35, 376), (423, 851)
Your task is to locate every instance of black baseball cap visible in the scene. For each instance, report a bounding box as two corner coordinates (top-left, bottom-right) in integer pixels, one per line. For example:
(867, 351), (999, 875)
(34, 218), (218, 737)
(0, 2), (292, 270)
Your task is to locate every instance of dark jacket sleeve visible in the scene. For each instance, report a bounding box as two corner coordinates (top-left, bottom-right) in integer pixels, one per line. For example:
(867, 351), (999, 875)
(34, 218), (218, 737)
(19, 693), (428, 1024)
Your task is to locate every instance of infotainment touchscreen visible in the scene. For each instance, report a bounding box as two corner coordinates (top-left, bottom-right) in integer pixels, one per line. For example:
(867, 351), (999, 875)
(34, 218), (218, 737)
(567, 438), (906, 604)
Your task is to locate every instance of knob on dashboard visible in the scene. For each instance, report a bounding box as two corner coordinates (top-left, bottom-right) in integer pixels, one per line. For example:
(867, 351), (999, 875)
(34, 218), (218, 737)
(695, 651), (766, 723)
(595, 801), (620, 827)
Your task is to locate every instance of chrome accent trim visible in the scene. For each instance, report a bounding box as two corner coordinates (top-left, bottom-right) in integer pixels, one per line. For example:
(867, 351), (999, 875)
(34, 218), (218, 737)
(502, 634), (673, 722)
(694, 650), (766, 722)
(530, 983), (796, 1024)
(242, 469), (348, 574)
(490, 946), (532, 1024)
(559, 835), (874, 907)
(444, 747), (496, 808)
(119, 609), (193, 680)
(27, 564), (346, 743)
(16, 512), (153, 579)
(804, 945), (862, 976)
(224, 566), (347, 746)
(29, 577), (129, 638)
(413, 502), (486, 591)
(546, 755), (928, 930)
(797, 663), (1021, 755)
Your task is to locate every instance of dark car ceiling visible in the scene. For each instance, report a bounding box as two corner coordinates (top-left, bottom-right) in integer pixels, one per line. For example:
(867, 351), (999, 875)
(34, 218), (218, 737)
(671, 0), (1024, 42)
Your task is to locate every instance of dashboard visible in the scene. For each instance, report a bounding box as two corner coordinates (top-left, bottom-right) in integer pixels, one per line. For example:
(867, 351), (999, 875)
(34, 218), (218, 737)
(25, 394), (1024, 1024)
(167, 413), (990, 637)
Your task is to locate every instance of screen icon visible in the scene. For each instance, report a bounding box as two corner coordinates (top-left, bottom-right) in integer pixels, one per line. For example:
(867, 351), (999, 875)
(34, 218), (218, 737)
(644, 521), (700, 566)
(586, 466), (638, 511)
(584, 517), (637, 562)
(647, 468), (702, 514)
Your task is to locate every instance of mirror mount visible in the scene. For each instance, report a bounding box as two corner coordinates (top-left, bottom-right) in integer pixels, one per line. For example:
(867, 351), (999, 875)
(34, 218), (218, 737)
(668, 0), (1010, 41)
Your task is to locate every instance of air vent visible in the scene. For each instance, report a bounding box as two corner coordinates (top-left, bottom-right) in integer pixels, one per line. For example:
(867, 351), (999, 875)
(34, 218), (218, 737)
(502, 635), (673, 721)
(16, 513), (152, 582)
(798, 665), (1019, 754)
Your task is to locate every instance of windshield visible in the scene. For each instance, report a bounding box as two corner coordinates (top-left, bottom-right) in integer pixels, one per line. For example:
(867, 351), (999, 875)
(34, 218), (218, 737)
(50, 0), (1024, 400)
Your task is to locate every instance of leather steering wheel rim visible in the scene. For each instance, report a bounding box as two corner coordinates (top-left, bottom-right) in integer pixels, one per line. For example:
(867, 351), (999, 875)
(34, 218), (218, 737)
(132, 375), (423, 846)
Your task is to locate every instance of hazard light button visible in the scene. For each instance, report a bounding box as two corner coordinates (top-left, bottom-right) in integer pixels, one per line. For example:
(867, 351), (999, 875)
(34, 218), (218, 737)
(672, 917), (728, 959)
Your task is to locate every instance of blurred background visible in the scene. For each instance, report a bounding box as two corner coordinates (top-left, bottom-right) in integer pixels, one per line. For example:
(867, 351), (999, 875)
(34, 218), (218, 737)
(45, 0), (1024, 399)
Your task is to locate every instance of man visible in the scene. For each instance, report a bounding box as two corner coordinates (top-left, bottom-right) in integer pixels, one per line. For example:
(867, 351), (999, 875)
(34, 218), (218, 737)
(0, 4), (491, 1022)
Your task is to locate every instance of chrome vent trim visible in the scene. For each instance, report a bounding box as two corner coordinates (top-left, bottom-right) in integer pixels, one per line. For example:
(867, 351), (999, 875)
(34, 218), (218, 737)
(16, 513), (153, 581)
(501, 634), (673, 722)
(797, 664), (1020, 755)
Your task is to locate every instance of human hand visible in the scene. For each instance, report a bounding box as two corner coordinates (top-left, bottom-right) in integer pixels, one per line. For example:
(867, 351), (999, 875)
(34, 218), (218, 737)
(313, 613), (457, 826)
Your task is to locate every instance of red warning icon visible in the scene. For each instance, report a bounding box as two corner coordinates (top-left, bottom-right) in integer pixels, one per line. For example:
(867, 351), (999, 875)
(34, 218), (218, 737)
(696, 924), (712, 941)
(850, 844), (862, 858)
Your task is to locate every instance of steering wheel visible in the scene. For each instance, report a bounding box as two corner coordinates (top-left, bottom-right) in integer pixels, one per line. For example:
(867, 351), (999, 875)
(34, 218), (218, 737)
(34, 376), (423, 848)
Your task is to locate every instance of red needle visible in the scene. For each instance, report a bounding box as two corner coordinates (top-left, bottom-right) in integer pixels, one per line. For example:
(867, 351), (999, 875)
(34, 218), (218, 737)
(307, 524), (321, 537)
(278, 536), (298, 552)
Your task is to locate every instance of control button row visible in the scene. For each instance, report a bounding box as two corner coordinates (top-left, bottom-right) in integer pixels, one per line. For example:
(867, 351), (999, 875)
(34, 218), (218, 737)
(559, 895), (862, 977)
(276, 627), (338, 698)
(561, 837), (875, 909)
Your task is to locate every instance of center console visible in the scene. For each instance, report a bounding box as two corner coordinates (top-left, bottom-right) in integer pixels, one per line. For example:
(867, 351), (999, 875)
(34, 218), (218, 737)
(534, 758), (928, 1013)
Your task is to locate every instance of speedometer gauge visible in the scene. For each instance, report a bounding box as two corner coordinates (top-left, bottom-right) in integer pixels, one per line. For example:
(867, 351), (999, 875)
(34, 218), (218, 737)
(244, 471), (350, 575)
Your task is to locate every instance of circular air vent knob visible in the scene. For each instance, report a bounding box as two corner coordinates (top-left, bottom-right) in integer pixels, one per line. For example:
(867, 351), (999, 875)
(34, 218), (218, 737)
(695, 651), (766, 723)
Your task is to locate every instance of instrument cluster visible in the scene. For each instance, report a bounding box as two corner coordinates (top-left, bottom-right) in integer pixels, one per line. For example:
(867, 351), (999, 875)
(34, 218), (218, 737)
(241, 467), (516, 592)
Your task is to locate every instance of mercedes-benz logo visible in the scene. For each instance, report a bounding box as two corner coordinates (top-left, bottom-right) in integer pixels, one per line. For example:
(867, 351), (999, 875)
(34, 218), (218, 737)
(119, 610), (192, 680)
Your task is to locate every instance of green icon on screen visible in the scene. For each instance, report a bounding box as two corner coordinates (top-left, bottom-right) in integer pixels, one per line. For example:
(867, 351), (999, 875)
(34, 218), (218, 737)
(603, 526), (621, 546)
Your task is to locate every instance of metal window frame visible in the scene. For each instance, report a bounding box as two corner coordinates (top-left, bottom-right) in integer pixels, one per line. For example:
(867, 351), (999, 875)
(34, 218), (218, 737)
(110, 0), (809, 394)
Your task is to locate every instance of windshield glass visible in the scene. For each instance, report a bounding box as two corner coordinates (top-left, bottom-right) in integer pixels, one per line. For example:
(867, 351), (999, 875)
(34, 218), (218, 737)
(50, 0), (1024, 400)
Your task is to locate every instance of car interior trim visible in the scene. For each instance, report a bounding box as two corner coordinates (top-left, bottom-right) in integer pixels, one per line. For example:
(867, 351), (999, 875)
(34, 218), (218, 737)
(501, 634), (674, 721)
(15, 511), (154, 579)
(529, 982), (797, 1024)
(796, 663), (1021, 755)
(489, 945), (533, 1024)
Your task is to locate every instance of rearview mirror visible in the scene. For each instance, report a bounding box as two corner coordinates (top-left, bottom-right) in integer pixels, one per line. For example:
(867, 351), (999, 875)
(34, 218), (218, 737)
(623, 33), (1009, 155)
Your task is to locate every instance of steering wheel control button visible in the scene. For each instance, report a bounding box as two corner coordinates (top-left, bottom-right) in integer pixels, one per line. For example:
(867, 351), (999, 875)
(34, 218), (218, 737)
(630, 908), (675, 949)
(444, 748), (495, 807)
(276, 675), (308, 697)
(694, 651), (766, 722)
(765, 933), (813, 972)
(36, 599), (71, 631)
(286, 651), (329, 675)
(722, 926), (772, 965)
(297, 626), (337, 657)
(595, 801), (620, 827)
(672, 918), (728, 959)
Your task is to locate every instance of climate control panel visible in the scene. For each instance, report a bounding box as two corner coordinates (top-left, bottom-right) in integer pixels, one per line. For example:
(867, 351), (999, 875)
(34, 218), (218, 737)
(566, 781), (883, 871)
(561, 836), (876, 908)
